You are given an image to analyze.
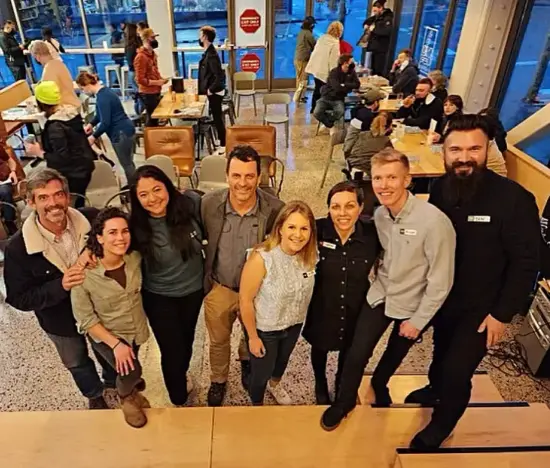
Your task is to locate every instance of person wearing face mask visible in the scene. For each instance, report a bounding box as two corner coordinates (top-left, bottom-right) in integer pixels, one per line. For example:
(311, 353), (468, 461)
(29, 40), (81, 109)
(134, 28), (168, 127)
(294, 16), (316, 103)
(303, 182), (380, 405)
(389, 49), (418, 97)
(321, 148), (455, 432)
(0, 20), (26, 81)
(314, 54), (360, 133)
(240, 201), (318, 405)
(198, 25), (226, 155)
(406, 115), (539, 449)
(397, 77), (444, 130)
(77, 72), (136, 183)
(362, 1), (394, 77)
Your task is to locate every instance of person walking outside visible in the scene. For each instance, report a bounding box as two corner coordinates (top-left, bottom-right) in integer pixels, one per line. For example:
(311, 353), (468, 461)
(294, 16), (316, 104)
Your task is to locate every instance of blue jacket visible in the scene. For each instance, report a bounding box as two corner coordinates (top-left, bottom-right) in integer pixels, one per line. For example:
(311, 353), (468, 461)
(92, 87), (135, 141)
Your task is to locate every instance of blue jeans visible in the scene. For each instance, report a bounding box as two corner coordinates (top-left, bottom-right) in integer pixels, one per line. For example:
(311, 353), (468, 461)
(128, 70), (143, 115)
(112, 131), (136, 183)
(47, 333), (117, 399)
(0, 183), (15, 222)
(248, 323), (302, 405)
(313, 98), (345, 128)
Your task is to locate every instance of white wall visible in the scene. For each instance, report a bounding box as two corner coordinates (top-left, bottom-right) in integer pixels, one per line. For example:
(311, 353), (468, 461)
(145, 0), (175, 78)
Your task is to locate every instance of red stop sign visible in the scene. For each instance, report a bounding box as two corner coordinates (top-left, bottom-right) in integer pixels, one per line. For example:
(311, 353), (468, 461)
(240, 8), (261, 34)
(240, 53), (261, 73)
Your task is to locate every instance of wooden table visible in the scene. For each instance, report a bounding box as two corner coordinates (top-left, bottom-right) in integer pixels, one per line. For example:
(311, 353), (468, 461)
(392, 132), (445, 177)
(152, 92), (207, 120)
(380, 99), (401, 112)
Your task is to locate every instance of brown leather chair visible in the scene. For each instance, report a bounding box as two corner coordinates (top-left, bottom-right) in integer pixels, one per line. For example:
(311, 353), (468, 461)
(144, 126), (195, 187)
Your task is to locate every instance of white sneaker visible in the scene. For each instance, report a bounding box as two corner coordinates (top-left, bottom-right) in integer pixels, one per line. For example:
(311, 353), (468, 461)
(217, 146), (226, 156)
(267, 381), (292, 405)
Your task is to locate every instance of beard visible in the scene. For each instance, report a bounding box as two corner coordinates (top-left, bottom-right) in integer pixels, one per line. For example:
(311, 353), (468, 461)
(442, 160), (486, 206)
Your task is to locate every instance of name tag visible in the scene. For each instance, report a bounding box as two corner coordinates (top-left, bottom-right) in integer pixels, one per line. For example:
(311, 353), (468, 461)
(468, 215), (491, 223)
(399, 229), (417, 236)
(303, 271), (316, 279)
(320, 241), (337, 250)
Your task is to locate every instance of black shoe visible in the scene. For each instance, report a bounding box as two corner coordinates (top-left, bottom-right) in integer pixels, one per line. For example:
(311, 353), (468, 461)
(315, 381), (331, 405)
(207, 382), (227, 407)
(405, 385), (439, 406)
(372, 384), (393, 407)
(320, 405), (350, 431)
(88, 395), (109, 410)
(410, 423), (451, 450)
(240, 360), (251, 391)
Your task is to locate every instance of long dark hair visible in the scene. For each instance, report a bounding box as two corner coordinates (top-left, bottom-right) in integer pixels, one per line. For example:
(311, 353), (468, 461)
(129, 165), (196, 261)
(125, 23), (140, 48)
(86, 207), (130, 258)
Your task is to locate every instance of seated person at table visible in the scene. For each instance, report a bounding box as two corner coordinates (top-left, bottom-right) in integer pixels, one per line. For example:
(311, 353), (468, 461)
(344, 113), (393, 179)
(314, 54), (360, 131)
(29, 40), (80, 109)
(433, 95), (463, 141)
(428, 70), (448, 103)
(479, 107), (508, 153)
(481, 115), (508, 178)
(389, 49), (418, 97)
(396, 78), (443, 130)
(349, 88), (385, 133)
(0, 145), (19, 236)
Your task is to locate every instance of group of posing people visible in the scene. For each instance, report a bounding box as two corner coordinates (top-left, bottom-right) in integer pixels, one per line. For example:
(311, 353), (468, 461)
(4, 112), (542, 449)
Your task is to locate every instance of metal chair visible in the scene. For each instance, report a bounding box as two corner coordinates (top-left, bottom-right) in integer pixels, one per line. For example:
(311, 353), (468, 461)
(105, 64), (122, 89)
(263, 93), (291, 148)
(233, 72), (257, 116)
(121, 65), (130, 99)
(188, 63), (199, 79)
(320, 128), (346, 190)
(147, 154), (181, 189)
(104, 189), (131, 212)
(86, 160), (120, 208)
(196, 154), (228, 192)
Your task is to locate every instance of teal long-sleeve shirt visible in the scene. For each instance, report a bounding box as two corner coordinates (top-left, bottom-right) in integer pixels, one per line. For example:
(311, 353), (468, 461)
(92, 87), (135, 141)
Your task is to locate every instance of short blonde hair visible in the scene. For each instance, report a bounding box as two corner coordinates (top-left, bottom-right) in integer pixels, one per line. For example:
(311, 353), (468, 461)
(370, 112), (390, 137)
(327, 21), (343, 39)
(428, 70), (448, 90)
(371, 148), (410, 172)
(257, 200), (318, 270)
(29, 40), (51, 57)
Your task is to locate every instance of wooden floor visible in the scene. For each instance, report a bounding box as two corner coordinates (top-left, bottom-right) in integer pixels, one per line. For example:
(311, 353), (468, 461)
(1, 404), (550, 467)
(358, 373), (504, 405)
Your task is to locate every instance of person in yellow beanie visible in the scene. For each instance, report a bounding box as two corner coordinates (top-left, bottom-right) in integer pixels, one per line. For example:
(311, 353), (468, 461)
(24, 81), (95, 208)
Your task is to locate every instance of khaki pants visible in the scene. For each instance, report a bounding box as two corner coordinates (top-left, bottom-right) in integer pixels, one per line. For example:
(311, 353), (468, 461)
(294, 59), (308, 88)
(204, 283), (249, 383)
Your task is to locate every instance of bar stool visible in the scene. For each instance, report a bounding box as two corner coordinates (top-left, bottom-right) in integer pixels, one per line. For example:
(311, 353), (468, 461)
(105, 64), (122, 90)
(188, 63), (199, 79)
(120, 65), (130, 99)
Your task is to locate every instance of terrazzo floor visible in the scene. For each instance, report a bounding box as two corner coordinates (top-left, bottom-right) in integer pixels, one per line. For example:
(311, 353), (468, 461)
(1, 92), (549, 412)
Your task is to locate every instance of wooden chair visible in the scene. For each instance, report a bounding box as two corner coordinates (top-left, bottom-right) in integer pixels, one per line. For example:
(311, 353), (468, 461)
(233, 72), (257, 116)
(263, 93), (291, 148)
(144, 127), (196, 188)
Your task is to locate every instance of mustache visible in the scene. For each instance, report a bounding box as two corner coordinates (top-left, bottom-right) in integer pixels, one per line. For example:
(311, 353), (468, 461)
(45, 205), (65, 213)
(451, 161), (477, 170)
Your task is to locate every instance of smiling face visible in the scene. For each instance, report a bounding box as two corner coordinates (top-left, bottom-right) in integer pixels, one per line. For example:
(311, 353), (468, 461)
(227, 158), (259, 204)
(136, 176), (169, 218)
(329, 191), (362, 233)
(29, 179), (70, 228)
(443, 129), (489, 178)
(97, 217), (131, 257)
(371, 161), (411, 209)
(279, 211), (312, 255)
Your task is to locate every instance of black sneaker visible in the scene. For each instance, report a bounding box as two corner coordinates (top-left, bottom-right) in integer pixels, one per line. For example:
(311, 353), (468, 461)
(207, 382), (227, 407)
(405, 385), (439, 406)
(410, 423), (452, 450)
(372, 384), (393, 407)
(240, 360), (251, 391)
(315, 381), (331, 405)
(320, 405), (349, 431)
(88, 395), (109, 410)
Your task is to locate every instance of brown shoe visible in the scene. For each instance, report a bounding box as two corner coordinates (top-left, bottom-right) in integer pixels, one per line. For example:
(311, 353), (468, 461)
(120, 390), (147, 428)
(135, 391), (151, 409)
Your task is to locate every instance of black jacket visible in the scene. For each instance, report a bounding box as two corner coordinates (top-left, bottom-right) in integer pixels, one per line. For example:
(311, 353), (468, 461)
(429, 169), (540, 322)
(42, 107), (95, 180)
(125, 43), (138, 72)
(303, 217), (380, 351)
(541, 196), (550, 279)
(0, 30), (25, 66)
(198, 44), (225, 95)
(433, 87), (448, 103)
(397, 94), (443, 130)
(321, 66), (360, 101)
(364, 9), (394, 53)
(390, 62), (419, 96)
(5, 208), (98, 337)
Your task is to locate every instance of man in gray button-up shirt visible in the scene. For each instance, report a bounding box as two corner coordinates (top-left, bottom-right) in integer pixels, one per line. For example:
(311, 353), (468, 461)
(322, 148), (455, 431)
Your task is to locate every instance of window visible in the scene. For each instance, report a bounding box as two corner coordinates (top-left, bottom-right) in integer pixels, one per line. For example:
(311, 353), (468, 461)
(441, 0), (467, 77)
(272, 0), (306, 79)
(236, 47), (265, 80)
(394, 0), (417, 55)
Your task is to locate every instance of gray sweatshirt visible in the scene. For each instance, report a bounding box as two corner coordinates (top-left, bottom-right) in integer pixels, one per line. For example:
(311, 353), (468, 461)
(367, 193), (456, 330)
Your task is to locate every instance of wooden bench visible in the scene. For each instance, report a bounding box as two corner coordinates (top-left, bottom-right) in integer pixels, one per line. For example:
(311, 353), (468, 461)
(358, 372), (503, 405)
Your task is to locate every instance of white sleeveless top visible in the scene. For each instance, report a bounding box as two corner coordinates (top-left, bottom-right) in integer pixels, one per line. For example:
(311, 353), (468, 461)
(253, 246), (316, 332)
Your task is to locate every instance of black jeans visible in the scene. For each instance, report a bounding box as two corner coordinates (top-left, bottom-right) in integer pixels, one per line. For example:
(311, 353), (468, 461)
(207, 93), (226, 146)
(8, 63), (26, 81)
(336, 303), (421, 411)
(248, 323), (302, 405)
(142, 288), (203, 405)
(67, 174), (92, 208)
(425, 311), (488, 434)
(311, 345), (349, 394)
(371, 51), (388, 77)
(90, 339), (142, 398)
(0, 183), (15, 222)
(141, 93), (161, 127)
(47, 333), (117, 398)
(311, 78), (325, 114)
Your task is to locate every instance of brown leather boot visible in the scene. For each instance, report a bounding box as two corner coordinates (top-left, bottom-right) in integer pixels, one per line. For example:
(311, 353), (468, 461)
(135, 391), (151, 409)
(120, 390), (147, 428)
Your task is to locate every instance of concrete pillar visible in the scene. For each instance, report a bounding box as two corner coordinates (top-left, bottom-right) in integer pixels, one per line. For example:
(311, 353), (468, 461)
(448, 0), (516, 112)
(145, 0), (175, 78)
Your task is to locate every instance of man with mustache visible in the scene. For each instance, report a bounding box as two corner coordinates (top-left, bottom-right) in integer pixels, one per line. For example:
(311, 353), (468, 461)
(407, 114), (540, 448)
(4, 168), (116, 409)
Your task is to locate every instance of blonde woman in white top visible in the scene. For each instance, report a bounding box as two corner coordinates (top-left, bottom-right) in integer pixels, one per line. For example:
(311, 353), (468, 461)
(240, 201), (318, 406)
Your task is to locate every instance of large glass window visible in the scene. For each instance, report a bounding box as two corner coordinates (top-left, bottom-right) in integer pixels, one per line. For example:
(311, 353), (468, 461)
(272, 0), (306, 79)
(414, 0), (451, 75)
(498, 0), (550, 166)
(441, 0), (467, 77)
(394, 0), (417, 54)
(173, 0), (228, 47)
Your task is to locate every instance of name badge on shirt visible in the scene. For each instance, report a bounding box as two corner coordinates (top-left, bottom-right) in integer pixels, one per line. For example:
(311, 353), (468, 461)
(399, 229), (417, 236)
(468, 215), (491, 223)
(320, 241), (337, 250)
(303, 270), (316, 279)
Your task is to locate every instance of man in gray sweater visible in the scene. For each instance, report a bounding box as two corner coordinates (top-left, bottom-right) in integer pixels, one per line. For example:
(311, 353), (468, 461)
(321, 147), (456, 431)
